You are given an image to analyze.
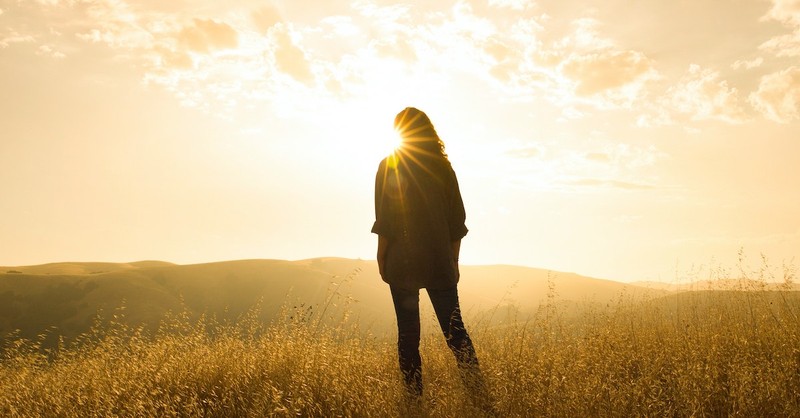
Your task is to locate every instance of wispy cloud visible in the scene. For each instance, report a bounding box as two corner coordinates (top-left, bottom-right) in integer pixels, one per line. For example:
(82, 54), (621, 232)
(501, 140), (667, 193)
(4, 0), (798, 128)
(760, 0), (800, 57)
(731, 57), (764, 70)
(251, 5), (282, 33)
(477, 15), (659, 110)
(177, 19), (238, 53)
(74, 0), (153, 50)
(488, 0), (534, 11)
(35, 44), (65, 58)
(585, 152), (611, 163)
(666, 64), (748, 123)
(0, 29), (35, 48)
(506, 146), (543, 159)
(564, 178), (656, 191)
(759, 32), (800, 57)
(561, 49), (655, 98)
(762, 0), (800, 25)
(749, 66), (800, 123)
(269, 23), (314, 85)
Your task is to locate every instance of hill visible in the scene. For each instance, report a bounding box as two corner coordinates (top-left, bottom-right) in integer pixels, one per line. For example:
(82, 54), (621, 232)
(1, 258), (666, 346)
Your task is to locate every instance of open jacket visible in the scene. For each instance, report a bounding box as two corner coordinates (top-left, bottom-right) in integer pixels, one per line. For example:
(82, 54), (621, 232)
(371, 152), (468, 290)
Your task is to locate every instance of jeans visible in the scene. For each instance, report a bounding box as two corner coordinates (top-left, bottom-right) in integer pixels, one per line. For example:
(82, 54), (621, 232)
(390, 285), (482, 397)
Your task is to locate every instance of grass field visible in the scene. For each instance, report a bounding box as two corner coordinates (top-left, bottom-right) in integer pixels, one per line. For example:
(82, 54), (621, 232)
(2, 266), (799, 417)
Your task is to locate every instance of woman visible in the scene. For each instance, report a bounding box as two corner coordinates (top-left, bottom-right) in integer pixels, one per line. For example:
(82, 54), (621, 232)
(372, 107), (486, 399)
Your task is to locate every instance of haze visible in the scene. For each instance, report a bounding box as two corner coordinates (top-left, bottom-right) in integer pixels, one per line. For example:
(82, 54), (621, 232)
(1, 0), (798, 282)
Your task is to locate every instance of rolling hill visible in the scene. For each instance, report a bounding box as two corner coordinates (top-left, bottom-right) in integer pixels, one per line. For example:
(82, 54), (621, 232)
(1, 258), (669, 347)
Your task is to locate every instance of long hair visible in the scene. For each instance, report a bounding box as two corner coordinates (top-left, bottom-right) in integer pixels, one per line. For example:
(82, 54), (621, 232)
(394, 107), (449, 163)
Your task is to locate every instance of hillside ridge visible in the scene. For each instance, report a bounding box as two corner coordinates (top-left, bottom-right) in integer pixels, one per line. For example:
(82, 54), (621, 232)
(4, 257), (794, 349)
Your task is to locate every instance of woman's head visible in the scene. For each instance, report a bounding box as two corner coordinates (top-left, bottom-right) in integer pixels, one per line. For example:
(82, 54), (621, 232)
(394, 107), (447, 161)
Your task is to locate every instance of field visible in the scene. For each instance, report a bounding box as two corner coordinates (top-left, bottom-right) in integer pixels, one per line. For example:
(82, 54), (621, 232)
(2, 260), (800, 418)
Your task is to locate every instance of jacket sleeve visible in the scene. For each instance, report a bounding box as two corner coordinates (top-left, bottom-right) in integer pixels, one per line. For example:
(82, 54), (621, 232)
(448, 168), (468, 241)
(371, 159), (394, 237)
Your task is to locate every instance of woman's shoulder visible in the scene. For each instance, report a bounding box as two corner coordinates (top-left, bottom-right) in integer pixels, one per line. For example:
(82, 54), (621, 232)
(377, 153), (401, 171)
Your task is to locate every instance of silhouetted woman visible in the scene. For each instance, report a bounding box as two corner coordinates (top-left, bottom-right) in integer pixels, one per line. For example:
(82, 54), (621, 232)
(372, 107), (488, 402)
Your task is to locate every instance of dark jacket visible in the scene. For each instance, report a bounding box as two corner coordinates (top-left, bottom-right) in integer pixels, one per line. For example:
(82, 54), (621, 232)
(371, 152), (468, 290)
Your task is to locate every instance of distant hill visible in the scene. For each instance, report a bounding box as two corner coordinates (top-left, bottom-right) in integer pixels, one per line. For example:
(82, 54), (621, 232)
(1, 258), (670, 347)
(1, 261), (175, 276)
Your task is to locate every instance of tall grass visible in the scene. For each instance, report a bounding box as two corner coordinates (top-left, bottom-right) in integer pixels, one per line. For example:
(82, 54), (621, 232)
(2, 263), (799, 417)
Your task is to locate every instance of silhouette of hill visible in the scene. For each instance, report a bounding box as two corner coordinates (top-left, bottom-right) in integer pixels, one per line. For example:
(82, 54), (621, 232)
(1, 258), (668, 347)
(1, 260), (175, 275)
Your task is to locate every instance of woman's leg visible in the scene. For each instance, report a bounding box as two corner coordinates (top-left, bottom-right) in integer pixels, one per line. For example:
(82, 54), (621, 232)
(390, 286), (423, 396)
(427, 287), (494, 412)
(426, 287), (479, 367)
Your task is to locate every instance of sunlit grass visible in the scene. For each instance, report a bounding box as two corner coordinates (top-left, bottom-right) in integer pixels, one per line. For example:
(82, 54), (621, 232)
(1, 262), (799, 417)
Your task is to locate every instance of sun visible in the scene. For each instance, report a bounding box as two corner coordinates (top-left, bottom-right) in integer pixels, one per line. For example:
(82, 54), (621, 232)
(330, 102), (405, 162)
(364, 124), (403, 162)
(310, 99), (413, 170)
(387, 129), (404, 154)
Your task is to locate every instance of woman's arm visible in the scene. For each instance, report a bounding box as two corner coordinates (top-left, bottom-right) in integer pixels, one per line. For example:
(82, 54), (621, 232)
(447, 169), (468, 241)
(377, 235), (389, 277)
(452, 239), (461, 262)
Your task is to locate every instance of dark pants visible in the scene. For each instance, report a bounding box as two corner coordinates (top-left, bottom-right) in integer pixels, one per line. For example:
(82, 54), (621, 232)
(390, 285), (482, 397)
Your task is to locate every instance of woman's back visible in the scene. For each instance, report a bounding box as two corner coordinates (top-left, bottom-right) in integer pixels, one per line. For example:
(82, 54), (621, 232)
(373, 151), (465, 289)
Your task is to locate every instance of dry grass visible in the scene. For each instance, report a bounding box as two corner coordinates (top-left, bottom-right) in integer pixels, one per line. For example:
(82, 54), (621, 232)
(2, 261), (800, 417)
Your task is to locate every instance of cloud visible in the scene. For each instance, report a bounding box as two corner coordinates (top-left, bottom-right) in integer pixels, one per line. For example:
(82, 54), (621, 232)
(760, 0), (800, 57)
(427, 2), (498, 55)
(252, 5), (282, 33)
(500, 141), (667, 194)
(561, 50), (655, 96)
(14, 0), (787, 133)
(178, 19), (238, 53)
(478, 16), (658, 110)
(507, 142), (664, 169)
(331, 3), (417, 64)
(558, 18), (615, 51)
(564, 178), (656, 191)
(484, 37), (514, 62)
(74, 0), (153, 50)
(731, 57), (764, 70)
(488, 0), (534, 11)
(749, 66), (800, 123)
(36, 44), (65, 58)
(154, 46), (193, 69)
(506, 146), (542, 158)
(372, 36), (416, 62)
(270, 24), (314, 85)
(666, 64), (747, 123)
(760, 30), (800, 57)
(585, 152), (611, 163)
(635, 111), (673, 129)
(321, 16), (361, 38)
(0, 30), (35, 48)
(353, 2), (412, 28)
(762, 0), (800, 25)
(483, 33), (529, 83)
(602, 143), (667, 169)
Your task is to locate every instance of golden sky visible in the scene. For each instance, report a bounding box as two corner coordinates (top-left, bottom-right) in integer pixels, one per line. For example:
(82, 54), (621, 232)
(1, 0), (799, 282)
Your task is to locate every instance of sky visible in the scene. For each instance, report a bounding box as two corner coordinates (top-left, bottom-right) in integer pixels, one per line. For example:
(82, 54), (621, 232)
(1, 0), (799, 282)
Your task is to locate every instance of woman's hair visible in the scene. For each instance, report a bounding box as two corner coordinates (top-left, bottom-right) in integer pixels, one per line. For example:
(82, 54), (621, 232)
(394, 107), (449, 162)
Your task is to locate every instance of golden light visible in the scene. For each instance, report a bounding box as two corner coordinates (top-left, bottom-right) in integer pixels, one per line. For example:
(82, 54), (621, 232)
(388, 129), (404, 154)
(323, 102), (407, 164)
